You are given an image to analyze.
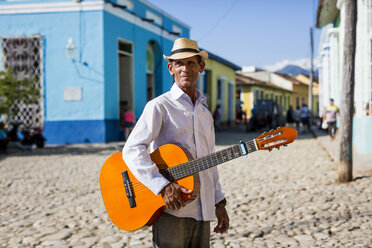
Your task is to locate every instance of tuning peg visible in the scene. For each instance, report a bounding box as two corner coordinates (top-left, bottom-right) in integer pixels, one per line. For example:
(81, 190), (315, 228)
(268, 148), (272, 152)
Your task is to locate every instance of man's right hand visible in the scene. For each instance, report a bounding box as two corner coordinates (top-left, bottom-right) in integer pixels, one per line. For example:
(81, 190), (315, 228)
(160, 183), (192, 210)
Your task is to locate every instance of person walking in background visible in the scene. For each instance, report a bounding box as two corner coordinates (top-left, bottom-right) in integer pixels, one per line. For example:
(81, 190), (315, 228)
(122, 38), (228, 248)
(123, 109), (135, 141)
(120, 101), (135, 141)
(286, 105), (294, 127)
(323, 98), (339, 140)
(213, 104), (221, 130)
(300, 104), (311, 133)
(0, 122), (8, 152)
(292, 106), (301, 130)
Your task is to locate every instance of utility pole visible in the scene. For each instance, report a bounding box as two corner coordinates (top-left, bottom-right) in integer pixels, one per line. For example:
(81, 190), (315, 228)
(308, 27), (314, 114)
(339, 0), (357, 182)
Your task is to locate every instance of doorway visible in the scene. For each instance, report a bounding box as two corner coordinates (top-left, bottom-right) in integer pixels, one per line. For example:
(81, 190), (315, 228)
(118, 39), (133, 121)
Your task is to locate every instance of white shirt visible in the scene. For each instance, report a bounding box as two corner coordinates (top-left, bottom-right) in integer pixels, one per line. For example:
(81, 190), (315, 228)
(122, 83), (225, 221)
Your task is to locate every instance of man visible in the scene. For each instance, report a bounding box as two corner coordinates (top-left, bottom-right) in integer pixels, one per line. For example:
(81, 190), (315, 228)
(323, 98), (339, 139)
(123, 38), (229, 248)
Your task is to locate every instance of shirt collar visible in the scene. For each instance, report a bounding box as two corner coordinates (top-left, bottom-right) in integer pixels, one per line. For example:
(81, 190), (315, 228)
(170, 83), (207, 105)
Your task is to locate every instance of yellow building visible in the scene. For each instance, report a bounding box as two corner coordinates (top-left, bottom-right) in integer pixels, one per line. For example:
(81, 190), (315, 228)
(236, 73), (291, 118)
(198, 51), (241, 124)
(295, 74), (319, 116)
(275, 73), (319, 116)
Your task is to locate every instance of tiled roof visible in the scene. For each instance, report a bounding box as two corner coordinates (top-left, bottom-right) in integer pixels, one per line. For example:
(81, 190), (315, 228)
(236, 73), (290, 92)
(202, 48), (241, 70)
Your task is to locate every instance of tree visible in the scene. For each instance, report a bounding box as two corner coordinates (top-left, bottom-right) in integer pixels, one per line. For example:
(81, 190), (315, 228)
(338, 0), (357, 183)
(0, 68), (40, 120)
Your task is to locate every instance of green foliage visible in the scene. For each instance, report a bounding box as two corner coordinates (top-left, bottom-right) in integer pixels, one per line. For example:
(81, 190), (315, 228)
(0, 68), (40, 116)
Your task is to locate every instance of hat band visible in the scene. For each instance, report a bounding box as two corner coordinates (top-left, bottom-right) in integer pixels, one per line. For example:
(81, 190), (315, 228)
(171, 48), (200, 55)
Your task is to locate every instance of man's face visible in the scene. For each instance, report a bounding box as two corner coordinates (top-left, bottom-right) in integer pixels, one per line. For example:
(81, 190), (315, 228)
(330, 100), (334, 105)
(168, 56), (205, 90)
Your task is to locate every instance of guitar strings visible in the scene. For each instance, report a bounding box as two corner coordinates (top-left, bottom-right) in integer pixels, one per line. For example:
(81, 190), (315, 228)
(126, 143), (248, 186)
(123, 144), (251, 196)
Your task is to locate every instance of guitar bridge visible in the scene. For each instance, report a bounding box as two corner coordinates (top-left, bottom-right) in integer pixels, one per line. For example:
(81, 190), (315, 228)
(122, 171), (136, 208)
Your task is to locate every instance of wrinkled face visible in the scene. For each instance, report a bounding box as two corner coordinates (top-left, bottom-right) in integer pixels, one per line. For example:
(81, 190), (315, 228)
(168, 56), (205, 91)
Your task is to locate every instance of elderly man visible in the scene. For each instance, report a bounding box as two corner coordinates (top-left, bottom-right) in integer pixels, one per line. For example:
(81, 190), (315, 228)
(123, 38), (229, 248)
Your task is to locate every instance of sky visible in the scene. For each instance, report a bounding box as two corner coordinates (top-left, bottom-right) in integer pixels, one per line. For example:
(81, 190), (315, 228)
(149, 0), (321, 70)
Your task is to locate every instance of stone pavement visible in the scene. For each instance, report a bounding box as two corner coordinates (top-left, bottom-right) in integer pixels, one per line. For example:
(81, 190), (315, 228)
(311, 126), (372, 177)
(0, 126), (371, 247)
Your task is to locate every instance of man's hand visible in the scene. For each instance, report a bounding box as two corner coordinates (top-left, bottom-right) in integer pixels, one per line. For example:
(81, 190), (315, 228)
(214, 204), (229, 234)
(160, 183), (192, 210)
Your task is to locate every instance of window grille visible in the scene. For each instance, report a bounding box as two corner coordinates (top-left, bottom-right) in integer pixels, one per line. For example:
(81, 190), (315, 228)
(1, 36), (43, 129)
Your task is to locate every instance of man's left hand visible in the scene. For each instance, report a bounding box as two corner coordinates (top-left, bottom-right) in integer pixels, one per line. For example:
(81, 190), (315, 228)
(214, 204), (229, 234)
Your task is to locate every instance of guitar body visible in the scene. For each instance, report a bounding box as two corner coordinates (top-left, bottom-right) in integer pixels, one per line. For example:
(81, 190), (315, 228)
(100, 144), (200, 231)
(100, 126), (298, 231)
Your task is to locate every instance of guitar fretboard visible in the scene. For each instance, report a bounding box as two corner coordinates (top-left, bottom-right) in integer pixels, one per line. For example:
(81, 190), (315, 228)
(160, 139), (257, 181)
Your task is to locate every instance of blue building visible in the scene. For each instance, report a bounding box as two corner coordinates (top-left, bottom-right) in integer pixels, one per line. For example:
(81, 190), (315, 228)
(0, 0), (190, 144)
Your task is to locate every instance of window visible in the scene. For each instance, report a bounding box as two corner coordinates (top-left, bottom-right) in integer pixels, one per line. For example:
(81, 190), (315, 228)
(1, 36), (43, 129)
(118, 42), (132, 54)
(255, 89), (259, 104)
(260, 90), (264, 99)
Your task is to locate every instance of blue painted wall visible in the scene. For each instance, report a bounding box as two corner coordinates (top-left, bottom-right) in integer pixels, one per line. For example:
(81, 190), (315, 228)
(0, 0), (190, 144)
(353, 117), (372, 154)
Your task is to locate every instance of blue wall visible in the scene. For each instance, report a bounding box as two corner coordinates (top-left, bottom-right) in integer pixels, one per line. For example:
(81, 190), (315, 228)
(353, 116), (372, 154)
(0, 0), (190, 144)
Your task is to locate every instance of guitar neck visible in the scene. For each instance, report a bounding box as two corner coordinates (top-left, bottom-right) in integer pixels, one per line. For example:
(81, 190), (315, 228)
(160, 139), (257, 181)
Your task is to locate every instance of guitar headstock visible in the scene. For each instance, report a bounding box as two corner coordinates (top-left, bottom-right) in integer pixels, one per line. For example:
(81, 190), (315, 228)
(255, 126), (297, 151)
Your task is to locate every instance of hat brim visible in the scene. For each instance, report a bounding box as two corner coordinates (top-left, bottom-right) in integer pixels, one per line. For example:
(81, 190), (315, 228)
(163, 50), (208, 62)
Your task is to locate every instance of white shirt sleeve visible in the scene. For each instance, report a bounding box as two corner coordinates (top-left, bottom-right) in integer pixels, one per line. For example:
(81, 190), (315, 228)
(213, 168), (225, 204)
(122, 101), (170, 196)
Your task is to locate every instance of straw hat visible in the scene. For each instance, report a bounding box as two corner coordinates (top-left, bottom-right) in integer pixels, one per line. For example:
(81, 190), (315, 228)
(163, 38), (208, 62)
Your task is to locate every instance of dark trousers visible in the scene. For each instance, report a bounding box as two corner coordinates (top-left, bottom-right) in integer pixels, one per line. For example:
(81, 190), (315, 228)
(152, 213), (210, 248)
(328, 121), (337, 137)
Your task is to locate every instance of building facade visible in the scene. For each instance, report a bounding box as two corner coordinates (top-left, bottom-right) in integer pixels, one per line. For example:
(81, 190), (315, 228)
(317, 0), (372, 154)
(0, 0), (190, 144)
(198, 51), (241, 125)
(236, 73), (291, 118)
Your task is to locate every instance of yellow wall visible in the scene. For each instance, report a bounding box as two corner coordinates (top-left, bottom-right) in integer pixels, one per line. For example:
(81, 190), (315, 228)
(291, 84), (319, 116)
(204, 59), (237, 122)
(240, 85), (252, 116)
(291, 84), (308, 110)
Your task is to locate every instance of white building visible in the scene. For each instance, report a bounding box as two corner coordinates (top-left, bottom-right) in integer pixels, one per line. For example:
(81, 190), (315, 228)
(317, 0), (372, 154)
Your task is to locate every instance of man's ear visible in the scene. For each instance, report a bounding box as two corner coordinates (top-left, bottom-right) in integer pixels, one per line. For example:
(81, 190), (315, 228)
(199, 61), (206, 73)
(167, 63), (174, 76)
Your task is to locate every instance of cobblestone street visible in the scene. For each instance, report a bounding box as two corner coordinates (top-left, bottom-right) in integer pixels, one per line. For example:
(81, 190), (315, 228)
(0, 128), (371, 247)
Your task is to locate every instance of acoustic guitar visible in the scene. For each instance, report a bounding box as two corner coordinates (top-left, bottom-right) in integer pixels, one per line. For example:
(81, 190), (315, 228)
(100, 126), (297, 231)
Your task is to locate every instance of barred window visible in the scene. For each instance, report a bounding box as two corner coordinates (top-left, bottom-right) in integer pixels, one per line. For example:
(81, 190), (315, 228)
(1, 36), (43, 129)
